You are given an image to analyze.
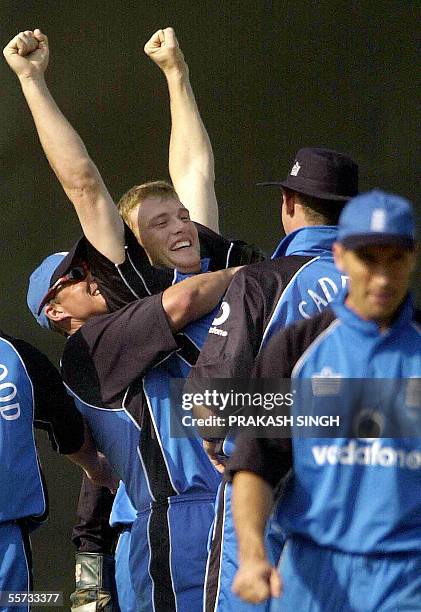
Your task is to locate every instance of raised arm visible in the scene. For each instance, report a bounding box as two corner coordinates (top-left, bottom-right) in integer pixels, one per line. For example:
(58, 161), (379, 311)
(144, 28), (219, 233)
(3, 29), (125, 264)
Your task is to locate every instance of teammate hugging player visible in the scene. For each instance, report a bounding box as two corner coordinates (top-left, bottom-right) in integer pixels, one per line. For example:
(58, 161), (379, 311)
(4, 26), (261, 612)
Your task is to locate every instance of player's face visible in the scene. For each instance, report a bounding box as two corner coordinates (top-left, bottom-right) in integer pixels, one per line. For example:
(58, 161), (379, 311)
(52, 270), (108, 322)
(334, 243), (416, 328)
(128, 197), (201, 273)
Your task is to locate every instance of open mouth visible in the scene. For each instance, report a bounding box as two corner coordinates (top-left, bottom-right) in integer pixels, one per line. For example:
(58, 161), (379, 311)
(171, 240), (192, 251)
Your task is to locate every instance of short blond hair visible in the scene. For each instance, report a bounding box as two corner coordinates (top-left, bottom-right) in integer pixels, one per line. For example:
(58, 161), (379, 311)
(117, 180), (179, 230)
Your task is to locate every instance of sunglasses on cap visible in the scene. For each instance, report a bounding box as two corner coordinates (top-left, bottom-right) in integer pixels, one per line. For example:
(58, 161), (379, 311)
(37, 262), (89, 315)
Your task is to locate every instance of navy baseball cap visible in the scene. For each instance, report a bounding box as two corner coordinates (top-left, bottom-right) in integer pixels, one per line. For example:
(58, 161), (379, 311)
(259, 147), (359, 201)
(27, 239), (85, 329)
(337, 190), (416, 250)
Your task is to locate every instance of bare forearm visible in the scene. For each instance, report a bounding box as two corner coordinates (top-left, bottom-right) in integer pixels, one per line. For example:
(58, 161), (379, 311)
(144, 27), (218, 230)
(162, 266), (239, 331)
(67, 423), (117, 491)
(19, 75), (124, 262)
(166, 67), (218, 232)
(166, 68), (214, 183)
(67, 422), (100, 471)
(232, 471), (274, 563)
(4, 28), (122, 262)
(19, 75), (100, 191)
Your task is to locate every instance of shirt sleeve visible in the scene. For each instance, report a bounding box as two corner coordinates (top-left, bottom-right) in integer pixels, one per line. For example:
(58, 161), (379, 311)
(62, 293), (179, 404)
(189, 267), (267, 381)
(5, 336), (85, 455)
(195, 223), (266, 269)
(225, 435), (293, 489)
(80, 226), (175, 311)
(224, 324), (295, 486)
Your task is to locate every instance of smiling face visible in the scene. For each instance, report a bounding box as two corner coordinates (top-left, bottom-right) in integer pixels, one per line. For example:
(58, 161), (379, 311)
(128, 196), (201, 273)
(333, 242), (417, 328)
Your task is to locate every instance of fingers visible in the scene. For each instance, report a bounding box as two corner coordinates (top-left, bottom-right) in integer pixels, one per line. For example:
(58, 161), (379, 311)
(232, 560), (277, 604)
(203, 439), (217, 454)
(203, 440), (226, 473)
(232, 573), (270, 604)
(4, 30), (39, 60)
(34, 28), (48, 47)
(108, 475), (119, 495)
(144, 26), (179, 56)
(162, 27), (178, 49)
(269, 567), (282, 598)
(15, 31), (39, 56)
(144, 29), (162, 55)
(211, 458), (225, 473)
(3, 27), (49, 77)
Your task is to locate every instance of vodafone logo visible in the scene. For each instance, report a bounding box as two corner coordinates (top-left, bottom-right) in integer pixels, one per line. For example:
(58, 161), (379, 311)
(212, 302), (230, 326)
(209, 302), (230, 337)
(311, 440), (420, 470)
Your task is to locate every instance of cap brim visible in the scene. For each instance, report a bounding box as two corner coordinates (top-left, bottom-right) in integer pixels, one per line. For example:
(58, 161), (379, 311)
(36, 237), (88, 316)
(339, 234), (416, 250)
(257, 181), (354, 201)
(49, 236), (87, 286)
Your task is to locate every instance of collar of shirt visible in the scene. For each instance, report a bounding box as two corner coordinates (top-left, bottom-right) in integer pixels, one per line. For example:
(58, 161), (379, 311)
(271, 226), (338, 259)
(331, 290), (414, 337)
(173, 258), (211, 284)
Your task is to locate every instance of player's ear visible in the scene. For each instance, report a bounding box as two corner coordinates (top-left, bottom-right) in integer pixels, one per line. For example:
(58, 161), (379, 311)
(45, 302), (69, 323)
(332, 242), (345, 272)
(282, 188), (295, 217)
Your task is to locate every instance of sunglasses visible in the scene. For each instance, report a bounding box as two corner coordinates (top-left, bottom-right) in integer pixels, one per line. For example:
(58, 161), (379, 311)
(38, 263), (89, 315)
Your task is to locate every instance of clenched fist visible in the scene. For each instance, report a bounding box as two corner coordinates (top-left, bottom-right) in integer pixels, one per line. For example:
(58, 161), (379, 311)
(232, 558), (282, 604)
(144, 27), (187, 75)
(3, 29), (49, 79)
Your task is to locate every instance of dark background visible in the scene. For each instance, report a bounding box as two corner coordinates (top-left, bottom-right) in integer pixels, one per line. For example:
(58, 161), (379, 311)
(1, 0), (419, 604)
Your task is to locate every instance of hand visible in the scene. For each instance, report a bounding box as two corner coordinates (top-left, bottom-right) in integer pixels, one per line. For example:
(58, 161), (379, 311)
(3, 29), (49, 80)
(84, 453), (119, 494)
(203, 440), (226, 473)
(144, 27), (186, 74)
(232, 559), (282, 604)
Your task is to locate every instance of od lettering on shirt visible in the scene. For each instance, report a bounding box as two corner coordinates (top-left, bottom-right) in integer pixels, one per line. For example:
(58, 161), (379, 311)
(0, 363), (20, 420)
